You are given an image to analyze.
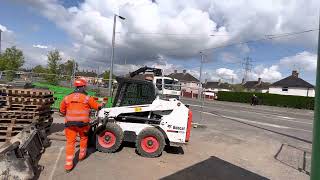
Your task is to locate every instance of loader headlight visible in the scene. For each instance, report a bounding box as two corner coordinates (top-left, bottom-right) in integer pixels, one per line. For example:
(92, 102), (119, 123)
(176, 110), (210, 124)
(177, 102), (181, 106)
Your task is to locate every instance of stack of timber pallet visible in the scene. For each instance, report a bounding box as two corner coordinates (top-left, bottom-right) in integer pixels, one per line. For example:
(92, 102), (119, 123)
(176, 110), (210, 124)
(0, 87), (54, 142)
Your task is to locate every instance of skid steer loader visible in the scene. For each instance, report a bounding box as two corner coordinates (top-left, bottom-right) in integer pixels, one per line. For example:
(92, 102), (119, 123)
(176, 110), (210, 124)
(89, 76), (192, 158)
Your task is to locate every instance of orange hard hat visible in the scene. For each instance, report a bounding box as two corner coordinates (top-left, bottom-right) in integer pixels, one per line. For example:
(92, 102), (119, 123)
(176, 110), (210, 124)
(74, 78), (87, 87)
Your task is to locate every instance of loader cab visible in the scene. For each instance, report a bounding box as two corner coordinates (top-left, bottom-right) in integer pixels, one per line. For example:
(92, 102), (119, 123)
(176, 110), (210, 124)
(113, 77), (156, 107)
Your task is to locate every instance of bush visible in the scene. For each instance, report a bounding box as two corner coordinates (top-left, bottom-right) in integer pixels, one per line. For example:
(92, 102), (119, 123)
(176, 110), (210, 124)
(217, 91), (314, 110)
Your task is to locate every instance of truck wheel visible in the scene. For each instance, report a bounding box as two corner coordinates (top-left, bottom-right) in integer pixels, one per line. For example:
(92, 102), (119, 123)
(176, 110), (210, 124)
(136, 127), (165, 158)
(96, 123), (123, 153)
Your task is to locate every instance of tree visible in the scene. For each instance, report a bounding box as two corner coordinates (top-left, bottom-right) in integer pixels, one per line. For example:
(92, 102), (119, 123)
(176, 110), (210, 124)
(232, 84), (245, 92)
(0, 46), (25, 80)
(46, 50), (62, 85)
(102, 71), (115, 80)
(32, 65), (47, 74)
(59, 59), (78, 76)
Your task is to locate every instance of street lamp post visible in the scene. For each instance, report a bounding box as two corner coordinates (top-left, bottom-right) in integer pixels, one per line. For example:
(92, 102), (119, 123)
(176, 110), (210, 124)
(108, 14), (125, 96)
(310, 17), (320, 180)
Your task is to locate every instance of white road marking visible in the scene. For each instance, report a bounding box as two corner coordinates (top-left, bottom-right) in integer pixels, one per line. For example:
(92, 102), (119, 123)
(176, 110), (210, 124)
(189, 104), (313, 125)
(195, 110), (312, 132)
(276, 116), (295, 120)
(49, 146), (64, 180)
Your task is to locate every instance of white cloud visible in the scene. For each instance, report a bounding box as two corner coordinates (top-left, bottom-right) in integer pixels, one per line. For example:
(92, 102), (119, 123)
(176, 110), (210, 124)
(0, 24), (8, 32)
(216, 68), (238, 80)
(249, 65), (282, 82)
(0, 24), (16, 50)
(279, 51), (317, 72)
(7, 0), (320, 77)
(32, 44), (48, 49)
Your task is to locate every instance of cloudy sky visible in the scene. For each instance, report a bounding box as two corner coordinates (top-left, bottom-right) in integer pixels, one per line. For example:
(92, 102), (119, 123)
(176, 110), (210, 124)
(0, 0), (319, 83)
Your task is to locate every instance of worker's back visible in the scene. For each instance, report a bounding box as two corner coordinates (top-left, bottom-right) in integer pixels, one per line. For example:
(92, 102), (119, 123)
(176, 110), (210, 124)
(60, 92), (100, 124)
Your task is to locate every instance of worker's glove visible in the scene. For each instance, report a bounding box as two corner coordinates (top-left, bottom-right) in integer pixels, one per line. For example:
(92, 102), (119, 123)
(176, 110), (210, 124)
(99, 102), (106, 110)
(59, 112), (65, 117)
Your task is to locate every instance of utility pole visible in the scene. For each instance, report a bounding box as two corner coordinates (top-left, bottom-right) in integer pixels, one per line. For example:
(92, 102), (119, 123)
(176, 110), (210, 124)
(310, 17), (320, 180)
(242, 57), (253, 82)
(0, 29), (2, 54)
(108, 14), (125, 96)
(108, 15), (117, 96)
(198, 52), (204, 99)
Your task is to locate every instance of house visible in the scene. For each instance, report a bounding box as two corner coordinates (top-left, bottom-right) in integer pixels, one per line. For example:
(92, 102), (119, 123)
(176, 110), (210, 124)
(202, 79), (231, 99)
(269, 70), (315, 97)
(203, 79), (231, 93)
(168, 70), (200, 98)
(242, 78), (270, 93)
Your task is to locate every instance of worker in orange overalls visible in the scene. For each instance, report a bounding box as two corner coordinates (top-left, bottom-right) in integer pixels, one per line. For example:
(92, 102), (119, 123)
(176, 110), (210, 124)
(60, 78), (104, 172)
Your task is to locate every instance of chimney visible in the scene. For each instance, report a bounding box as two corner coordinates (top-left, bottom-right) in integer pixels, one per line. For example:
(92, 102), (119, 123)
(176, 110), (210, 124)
(174, 70), (177, 73)
(292, 70), (299, 78)
(218, 79), (221, 85)
(258, 77), (262, 85)
(241, 78), (245, 84)
(183, 69), (186, 74)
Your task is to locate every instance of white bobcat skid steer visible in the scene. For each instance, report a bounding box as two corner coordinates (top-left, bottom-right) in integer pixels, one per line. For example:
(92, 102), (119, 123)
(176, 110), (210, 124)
(91, 77), (192, 158)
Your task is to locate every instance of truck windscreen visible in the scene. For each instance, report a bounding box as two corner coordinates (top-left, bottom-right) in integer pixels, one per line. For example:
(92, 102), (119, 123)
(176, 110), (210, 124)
(164, 79), (181, 91)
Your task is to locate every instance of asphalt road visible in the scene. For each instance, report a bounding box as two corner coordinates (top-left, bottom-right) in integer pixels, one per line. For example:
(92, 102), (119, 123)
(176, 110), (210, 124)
(182, 98), (314, 147)
(35, 100), (312, 180)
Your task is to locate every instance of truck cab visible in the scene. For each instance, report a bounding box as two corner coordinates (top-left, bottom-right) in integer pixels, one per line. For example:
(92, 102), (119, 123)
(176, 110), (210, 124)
(153, 76), (181, 100)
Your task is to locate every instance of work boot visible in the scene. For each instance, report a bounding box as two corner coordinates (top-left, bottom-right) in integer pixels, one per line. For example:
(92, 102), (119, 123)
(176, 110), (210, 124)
(79, 149), (87, 161)
(65, 156), (74, 172)
(65, 163), (74, 173)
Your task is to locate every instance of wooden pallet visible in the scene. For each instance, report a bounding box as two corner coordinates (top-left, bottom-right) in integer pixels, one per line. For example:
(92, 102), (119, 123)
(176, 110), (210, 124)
(0, 111), (53, 121)
(0, 117), (53, 142)
(0, 104), (52, 111)
(0, 88), (53, 98)
(0, 124), (24, 142)
(0, 96), (54, 105)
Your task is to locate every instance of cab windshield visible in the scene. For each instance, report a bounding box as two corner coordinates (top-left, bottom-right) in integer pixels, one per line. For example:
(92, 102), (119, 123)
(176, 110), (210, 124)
(164, 79), (181, 91)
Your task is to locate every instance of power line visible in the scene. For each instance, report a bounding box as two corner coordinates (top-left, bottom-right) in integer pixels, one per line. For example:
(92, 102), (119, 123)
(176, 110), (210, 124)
(121, 32), (229, 36)
(200, 28), (319, 52)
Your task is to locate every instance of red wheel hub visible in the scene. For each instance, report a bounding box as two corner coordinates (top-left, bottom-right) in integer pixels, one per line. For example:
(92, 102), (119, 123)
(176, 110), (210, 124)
(141, 136), (159, 153)
(98, 131), (116, 148)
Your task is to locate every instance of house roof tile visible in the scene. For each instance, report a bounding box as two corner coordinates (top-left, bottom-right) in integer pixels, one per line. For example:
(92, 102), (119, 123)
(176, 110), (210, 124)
(271, 75), (314, 88)
(168, 73), (199, 82)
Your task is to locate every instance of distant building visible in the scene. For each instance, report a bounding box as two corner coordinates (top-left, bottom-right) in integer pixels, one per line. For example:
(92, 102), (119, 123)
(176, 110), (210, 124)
(269, 70), (314, 97)
(242, 78), (270, 93)
(202, 79), (231, 100)
(168, 70), (200, 98)
(203, 79), (231, 93)
(75, 71), (102, 84)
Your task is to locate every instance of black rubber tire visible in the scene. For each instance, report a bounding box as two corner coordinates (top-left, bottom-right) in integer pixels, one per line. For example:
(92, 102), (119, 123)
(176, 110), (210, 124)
(136, 127), (165, 158)
(96, 123), (124, 153)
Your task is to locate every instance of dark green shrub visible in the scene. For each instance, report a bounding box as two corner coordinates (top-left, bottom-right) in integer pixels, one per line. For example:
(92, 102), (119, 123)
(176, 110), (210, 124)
(217, 91), (314, 110)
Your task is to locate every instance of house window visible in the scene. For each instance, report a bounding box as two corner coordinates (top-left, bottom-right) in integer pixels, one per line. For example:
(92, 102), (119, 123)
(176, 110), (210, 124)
(282, 87), (288, 92)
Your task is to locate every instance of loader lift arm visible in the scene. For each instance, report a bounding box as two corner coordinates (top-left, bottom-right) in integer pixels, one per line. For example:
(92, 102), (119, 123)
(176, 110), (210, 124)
(129, 66), (162, 78)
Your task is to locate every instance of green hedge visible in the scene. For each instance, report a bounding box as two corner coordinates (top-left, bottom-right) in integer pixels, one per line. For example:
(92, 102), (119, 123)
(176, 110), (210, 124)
(217, 91), (314, 110)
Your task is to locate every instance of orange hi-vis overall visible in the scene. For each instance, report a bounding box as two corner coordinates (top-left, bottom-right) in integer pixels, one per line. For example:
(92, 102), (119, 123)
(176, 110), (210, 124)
(60, 93), (100, 171)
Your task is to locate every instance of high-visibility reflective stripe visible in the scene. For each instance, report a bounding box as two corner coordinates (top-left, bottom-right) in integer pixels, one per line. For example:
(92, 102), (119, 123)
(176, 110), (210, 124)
(67, 110), (90, 114)
(65, 161), (73, 165)
(66, 116), (89, 121)
(66, 156), (74, 160)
